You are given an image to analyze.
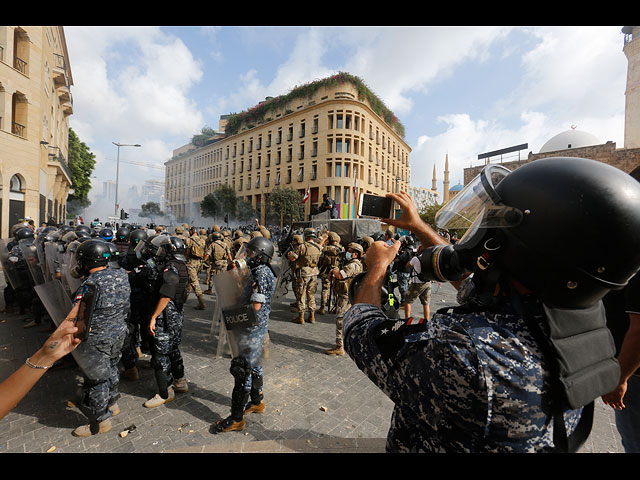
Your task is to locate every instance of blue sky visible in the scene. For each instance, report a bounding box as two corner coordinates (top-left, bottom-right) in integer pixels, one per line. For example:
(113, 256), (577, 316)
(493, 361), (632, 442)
(63, 26), (629, 219)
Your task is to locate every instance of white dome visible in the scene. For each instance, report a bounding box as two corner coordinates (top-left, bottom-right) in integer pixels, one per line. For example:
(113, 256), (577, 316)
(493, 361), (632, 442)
(538, 129), (601, 153)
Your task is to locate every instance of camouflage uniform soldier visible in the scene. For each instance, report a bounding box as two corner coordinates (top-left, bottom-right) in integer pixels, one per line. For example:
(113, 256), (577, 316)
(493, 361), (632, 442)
(184, 227), (206, 310)
(232, 230), (248, 258)
(203, 231), (232, 294)
(326, 242), (363, 356)
(173, 225), (188, 241)
(69, 240), (130, 437)
(287, 234), (303, 311)
(222, 229), (233, 250)
(287, 229), (322, 324)
(317, 231), (344, 315)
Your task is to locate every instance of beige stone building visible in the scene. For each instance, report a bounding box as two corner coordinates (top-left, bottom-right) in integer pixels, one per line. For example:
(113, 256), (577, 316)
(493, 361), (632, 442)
(0, 26), (73, 237)
(165, 74), (411, 225)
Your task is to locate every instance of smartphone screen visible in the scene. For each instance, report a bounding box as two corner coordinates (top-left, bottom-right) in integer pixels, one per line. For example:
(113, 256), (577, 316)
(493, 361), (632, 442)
(359, 194), (393, 218)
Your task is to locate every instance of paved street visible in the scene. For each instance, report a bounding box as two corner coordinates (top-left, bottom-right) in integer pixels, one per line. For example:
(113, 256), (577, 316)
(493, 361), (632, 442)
(0, 259), (625, 454)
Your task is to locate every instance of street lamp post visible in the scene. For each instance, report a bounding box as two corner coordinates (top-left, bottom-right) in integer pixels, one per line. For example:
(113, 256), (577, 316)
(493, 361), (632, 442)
(113, 142), (141, 217)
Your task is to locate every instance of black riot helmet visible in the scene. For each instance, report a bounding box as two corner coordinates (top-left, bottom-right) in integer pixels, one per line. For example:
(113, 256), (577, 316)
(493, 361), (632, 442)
(139, 235), (186, 263)
(75, 239), (111, 271)
(14, 227), (34, 241)
(74, 224), (91, 235)
(129, 228), (148, 247)
(58, 225), (74, 235)
(115, 227), (130, 242)
(98, 228), (114, 241)
(246, 236), (274, 265)
(420, 157), (640, 309)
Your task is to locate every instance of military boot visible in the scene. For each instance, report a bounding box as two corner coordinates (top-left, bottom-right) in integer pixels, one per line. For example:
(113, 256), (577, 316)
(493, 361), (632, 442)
(244, 400), (266, 414)
(316, 305), (326, 315)
(195, 295), (206, 310)
(325, 345), (345, 356)
(72, 418), (112, 437)
(213, 415), (245, 433)
(291, 312), (305, 324)
(144, 386), (175, 408)
(203, 287), (213, 295)
(308, 310), (315, 324)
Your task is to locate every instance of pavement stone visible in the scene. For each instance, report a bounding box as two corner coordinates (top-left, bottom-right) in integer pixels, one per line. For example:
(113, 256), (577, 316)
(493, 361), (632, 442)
(0, 259), (625, 454)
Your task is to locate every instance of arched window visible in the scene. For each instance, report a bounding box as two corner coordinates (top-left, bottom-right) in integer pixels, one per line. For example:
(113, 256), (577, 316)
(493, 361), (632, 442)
(10, 174), (22, 192)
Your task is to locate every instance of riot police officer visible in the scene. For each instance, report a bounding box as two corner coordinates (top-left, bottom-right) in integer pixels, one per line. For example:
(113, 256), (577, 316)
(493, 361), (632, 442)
(138, 236), (190, 407)
(317, 231), (344, 315)
(213, 236), (276, 433)
(343, 158), (640, 452)
(326, 242), (363, 356)
(113, 226), (130, 257)
(68, 239), (130, 437)
(287, 228), (322, 324)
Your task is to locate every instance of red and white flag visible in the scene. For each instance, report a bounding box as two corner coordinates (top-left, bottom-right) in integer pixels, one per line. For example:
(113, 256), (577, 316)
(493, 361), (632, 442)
(303, 185), (310, 202)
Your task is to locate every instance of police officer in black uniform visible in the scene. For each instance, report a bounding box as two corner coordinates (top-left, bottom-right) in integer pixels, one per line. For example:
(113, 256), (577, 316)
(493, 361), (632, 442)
(138, 235), (190, 408)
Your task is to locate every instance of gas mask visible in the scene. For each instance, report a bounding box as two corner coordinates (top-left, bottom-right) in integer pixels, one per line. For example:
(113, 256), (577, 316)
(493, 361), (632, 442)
(416, 165), (523, 283)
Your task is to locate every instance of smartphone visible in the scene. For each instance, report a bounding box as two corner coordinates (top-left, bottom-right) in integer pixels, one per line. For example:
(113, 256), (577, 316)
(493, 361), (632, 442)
(358, 193), (394, 219)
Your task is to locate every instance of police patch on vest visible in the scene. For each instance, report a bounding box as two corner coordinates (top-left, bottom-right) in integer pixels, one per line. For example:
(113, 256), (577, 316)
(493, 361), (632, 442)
(222, 304), (258, 330)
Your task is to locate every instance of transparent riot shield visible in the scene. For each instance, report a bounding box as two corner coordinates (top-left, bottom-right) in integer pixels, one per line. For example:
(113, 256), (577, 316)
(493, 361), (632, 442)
(60, 250), (82, 299)
(273, 256), (292, 300)
(34, 236), (48, 278)
(34, 280), (103, 380)
(44, 242), (64, 282)
(0, 238), (25, 290)
(211, 266), (255, 359)
(18, 238), (45, 286)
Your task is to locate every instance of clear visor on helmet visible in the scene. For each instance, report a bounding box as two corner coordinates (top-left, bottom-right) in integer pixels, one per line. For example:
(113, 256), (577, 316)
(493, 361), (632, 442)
(435, 165), (522, 245)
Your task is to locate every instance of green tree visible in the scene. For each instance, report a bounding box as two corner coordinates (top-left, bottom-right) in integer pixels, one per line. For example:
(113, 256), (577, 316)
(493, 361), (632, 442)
(419, 202), (442, 230)
(270, 186), (304, 226)
(236, 198), (256, 222)
(140, 201), (164, 220)
(191, 126), (217, 148)
(200, 184), (237, 219)
(66, 128), (96, 216)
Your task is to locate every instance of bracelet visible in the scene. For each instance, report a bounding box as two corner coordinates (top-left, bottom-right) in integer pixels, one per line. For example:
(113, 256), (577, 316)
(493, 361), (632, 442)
(25, 357), (52, 370)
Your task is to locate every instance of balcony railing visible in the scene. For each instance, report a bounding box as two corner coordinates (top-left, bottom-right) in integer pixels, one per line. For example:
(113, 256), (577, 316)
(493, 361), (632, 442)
(14, 57), (27, 74)
(12, 122), (25, 137)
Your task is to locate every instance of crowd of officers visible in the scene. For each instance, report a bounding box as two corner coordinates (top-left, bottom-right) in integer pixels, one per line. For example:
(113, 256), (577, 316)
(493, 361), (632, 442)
(1, 216), (429, 437)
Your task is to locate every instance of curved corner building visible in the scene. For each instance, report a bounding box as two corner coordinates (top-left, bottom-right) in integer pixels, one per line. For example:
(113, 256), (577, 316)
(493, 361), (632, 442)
(165, 74), (412, 225)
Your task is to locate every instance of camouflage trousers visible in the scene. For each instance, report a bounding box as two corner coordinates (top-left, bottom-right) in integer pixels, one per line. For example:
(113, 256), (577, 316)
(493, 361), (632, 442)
(293, 275), (317, 313)
(334, 294), (350, 347)
(206, 266), (225, 289)
(319, 274), (331, 308)
(150, 301), (185, 398)
(185, 259), (203, 296)
(78, 328), (127, 423)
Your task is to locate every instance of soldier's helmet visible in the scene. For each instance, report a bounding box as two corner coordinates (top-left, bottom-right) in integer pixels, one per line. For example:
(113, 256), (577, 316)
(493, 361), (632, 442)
(347, 242), (364, 257)
(327, 231), (341, 244)
(303, 228), (317, 239)
(211, 232), (223, 241)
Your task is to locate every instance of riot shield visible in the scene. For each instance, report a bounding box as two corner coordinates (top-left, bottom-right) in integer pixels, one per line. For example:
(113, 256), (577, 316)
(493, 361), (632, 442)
(33, 280), (103, 380)
(212, 266), (255, 359)
(34, 236), (48, 278)
(273, 256), (292, 300)
(60, 251), (82, 299)
(0, 238), (25, 290)
(18, 238), (45, 286)
(44, 242), (64, 282)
